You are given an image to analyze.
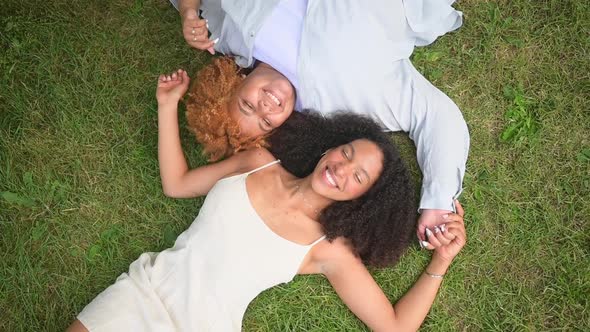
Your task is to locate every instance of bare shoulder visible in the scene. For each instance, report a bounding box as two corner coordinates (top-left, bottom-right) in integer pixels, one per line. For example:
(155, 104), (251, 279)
(308, 237), (363, 275)
(228, 148), (277, 175)
(243, 148), (276, 166)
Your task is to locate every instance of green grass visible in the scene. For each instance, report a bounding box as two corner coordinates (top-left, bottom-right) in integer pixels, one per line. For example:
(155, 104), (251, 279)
(1, 0), (588, 330)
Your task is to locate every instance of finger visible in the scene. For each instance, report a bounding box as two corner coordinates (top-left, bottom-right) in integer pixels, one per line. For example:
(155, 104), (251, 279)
(207, 46), (215, 55)
(440, 221), (463, 233)
(187, 26), (208, 38)
(425, 228), (442, 248)
(433, 226), (451, 246)
(180, 69), (190, 82)
(416, 229), (425, 243)
(158, 74), (165, 82)
(440, 226), (457, 242)
(447, 228), (466, 247)
(193, 18), (207, 29)
(420, 241), (434, 250)
(455, 200), (464, 217)
(185, 31), (207, 43)
(442, 213), (463, 224)
(188, 38), (215, 50)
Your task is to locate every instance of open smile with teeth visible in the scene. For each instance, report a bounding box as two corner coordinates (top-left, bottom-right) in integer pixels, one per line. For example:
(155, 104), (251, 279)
(265, 91), (281, 106)
(325, 167), (338, 188)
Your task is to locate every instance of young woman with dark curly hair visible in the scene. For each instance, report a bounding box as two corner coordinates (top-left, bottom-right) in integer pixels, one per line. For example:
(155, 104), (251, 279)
(170, 0), (470, 248)
(67, 70), (467, 332)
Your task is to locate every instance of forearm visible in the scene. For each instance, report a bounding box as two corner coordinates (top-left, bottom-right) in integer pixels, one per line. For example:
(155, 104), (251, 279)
(178, 0), (201, 17)
(411, 101), (469, 211)
(157, 102), (189, 196)
(389, 258), (452, 332)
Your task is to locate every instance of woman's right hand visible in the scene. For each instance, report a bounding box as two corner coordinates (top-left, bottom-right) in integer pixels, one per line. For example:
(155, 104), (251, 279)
(156, 69), (190, 107)
(429, 200), (467, 265)
(181, 9), (215, 54)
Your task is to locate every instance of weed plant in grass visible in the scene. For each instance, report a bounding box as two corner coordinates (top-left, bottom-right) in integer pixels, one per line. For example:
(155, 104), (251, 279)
(1, 0), (589, 331)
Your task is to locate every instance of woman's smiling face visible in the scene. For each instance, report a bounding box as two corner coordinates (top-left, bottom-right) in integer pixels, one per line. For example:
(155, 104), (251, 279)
(227, 63), (295, 138)
(311, 139), (384, 201)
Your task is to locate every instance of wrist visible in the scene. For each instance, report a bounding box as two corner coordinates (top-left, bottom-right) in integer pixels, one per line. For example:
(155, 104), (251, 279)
(157, 100), (180, 112)
(427, 256), (452, 275)
(180, 6), (198, 20)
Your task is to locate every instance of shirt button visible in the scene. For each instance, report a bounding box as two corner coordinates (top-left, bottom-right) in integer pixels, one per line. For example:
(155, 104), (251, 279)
(250, 32), (255, 37)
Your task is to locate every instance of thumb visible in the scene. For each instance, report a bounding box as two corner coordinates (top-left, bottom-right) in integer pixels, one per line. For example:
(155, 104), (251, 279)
(207, 46), (215, 55)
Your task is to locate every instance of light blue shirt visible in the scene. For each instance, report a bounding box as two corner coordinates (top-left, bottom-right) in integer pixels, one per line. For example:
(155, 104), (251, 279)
(171, 0), (469, 212)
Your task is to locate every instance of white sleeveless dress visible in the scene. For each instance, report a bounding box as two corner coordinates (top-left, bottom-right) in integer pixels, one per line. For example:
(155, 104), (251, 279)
(77, 160), (325, 331)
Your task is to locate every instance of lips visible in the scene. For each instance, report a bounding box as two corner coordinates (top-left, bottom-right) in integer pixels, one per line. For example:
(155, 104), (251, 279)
(324, 167), (338, 188)
(264, 90), (281, 106)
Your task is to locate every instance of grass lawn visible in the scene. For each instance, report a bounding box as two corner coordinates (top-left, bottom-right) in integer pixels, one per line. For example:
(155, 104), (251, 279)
(1, 0), (588, 330)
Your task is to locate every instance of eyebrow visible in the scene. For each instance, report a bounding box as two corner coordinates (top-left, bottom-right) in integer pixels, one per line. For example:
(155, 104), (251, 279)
(350, 143), (371, 182)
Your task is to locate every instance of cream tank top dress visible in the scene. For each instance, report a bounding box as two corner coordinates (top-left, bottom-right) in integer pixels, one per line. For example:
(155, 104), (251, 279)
(78, 160), (325, 331)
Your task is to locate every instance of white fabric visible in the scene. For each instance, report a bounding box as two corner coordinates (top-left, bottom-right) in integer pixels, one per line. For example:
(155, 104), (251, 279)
(78, 160), (325, 331)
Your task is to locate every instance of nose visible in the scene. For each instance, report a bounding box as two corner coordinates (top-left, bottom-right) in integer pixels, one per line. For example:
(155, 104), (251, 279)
(333, 161), (353, 177)
(259, 97), (281, 114)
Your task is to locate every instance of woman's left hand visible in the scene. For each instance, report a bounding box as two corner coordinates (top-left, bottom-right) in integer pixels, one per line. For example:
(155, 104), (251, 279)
(423, 200), (467, 264)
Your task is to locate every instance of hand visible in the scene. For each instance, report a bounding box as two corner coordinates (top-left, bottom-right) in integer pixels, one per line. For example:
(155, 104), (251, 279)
(181, 9), (215, 54)
(428, 200), (467, 264)
(156, 69), (190, 106)
(417, 208), (452, 249)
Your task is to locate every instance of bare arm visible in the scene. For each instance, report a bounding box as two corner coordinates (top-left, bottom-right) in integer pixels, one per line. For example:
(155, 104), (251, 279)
(312, 204), (466, 331)
(156, 69), (259, 198)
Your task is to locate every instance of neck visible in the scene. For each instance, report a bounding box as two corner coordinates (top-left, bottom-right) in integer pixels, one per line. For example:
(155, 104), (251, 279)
(288, 178), (332, 217)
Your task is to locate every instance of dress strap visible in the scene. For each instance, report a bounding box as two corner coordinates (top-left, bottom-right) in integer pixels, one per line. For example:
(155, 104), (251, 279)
(245, 159), (281, 175)
(309, 235), (326, 247)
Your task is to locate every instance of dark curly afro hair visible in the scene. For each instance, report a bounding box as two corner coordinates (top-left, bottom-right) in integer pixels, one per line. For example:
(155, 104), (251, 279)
(269, 111), (417, 267)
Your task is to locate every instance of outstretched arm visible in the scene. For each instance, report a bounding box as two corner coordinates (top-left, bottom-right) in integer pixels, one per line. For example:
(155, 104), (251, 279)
(314, 202), (466, 331)
(156, 69), (257, 198)
(399, 62), (470, 244)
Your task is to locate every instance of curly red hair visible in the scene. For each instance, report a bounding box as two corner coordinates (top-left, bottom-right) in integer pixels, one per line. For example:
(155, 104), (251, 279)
(185, 57), (268, 161)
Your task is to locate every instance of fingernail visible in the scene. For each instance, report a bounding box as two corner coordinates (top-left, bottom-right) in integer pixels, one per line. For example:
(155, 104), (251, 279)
(421, 241), (430, 248)
(418, 240), (424, 248)
(206, 21), (209, 29)
(440, 224), (446, 232)
(442, 214), (449, 219)
(212, 37), (219, 44)
(434, 226), (440, 234)
(425, 228), (433, 237)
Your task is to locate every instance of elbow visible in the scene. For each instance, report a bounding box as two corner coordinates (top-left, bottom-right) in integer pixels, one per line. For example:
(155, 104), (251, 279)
(161, 183), (183, 198)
